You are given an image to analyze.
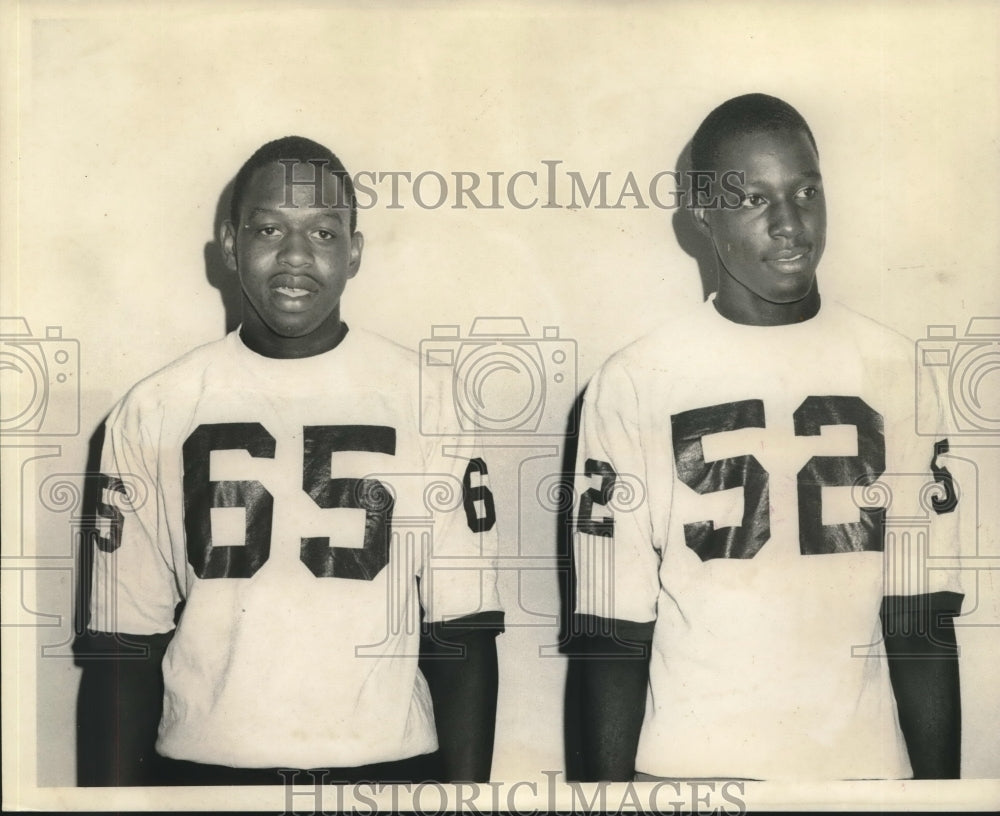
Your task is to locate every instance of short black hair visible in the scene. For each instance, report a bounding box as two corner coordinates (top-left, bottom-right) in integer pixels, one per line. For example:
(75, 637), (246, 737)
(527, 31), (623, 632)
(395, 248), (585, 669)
(229, 135), (357, 232)
(691, 93), (818, 172)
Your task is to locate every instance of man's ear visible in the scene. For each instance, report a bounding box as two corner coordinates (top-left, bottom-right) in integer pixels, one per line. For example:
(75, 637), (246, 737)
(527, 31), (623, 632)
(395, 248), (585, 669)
(220, 221), (238, 272)
(692, 205), (712, 237)
(347, 231), (364, 279)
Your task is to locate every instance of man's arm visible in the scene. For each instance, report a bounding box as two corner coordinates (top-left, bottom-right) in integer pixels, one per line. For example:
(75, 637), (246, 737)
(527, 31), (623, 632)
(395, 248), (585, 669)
(420, 614), (502, 782)
(76, 630), (172, 786)
(569, 364), (658, 781)
(881, 590), (963, 779)
(577, 615), (652, 781)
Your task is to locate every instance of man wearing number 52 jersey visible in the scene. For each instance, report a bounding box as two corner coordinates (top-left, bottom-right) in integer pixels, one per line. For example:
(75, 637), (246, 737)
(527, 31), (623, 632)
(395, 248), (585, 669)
(79, 137), (503, 785)
(573, 94), (963, 781)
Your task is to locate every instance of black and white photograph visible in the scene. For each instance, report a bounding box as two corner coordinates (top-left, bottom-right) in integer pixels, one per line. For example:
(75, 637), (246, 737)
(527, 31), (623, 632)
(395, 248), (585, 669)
(2, 1), (998, 812)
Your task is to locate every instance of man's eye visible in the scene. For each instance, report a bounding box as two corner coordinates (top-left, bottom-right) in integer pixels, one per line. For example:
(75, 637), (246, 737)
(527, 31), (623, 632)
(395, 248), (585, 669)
(796, 186), (818, 200)
(255, 225), (281, 237)
(741, 193), (765, 208)
(314, 229), (335, 241)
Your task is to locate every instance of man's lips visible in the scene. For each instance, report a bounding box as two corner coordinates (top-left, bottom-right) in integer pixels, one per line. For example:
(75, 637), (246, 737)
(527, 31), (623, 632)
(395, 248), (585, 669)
(271, 274), (318, 298)
(767, 247), (810, 263)
(275, 286), (312, 298)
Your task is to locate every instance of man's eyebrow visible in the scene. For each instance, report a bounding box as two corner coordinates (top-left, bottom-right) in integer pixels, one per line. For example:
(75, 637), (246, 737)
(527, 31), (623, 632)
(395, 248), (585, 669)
(741, 168), (823, 186)
(246, 207), (277, 220)
(245, 206), (348, 220)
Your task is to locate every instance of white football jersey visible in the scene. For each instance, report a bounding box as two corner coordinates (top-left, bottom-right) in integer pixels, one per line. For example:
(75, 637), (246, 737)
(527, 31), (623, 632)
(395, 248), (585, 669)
(573, 298), (962, 780)
(91, 326), (502, 769)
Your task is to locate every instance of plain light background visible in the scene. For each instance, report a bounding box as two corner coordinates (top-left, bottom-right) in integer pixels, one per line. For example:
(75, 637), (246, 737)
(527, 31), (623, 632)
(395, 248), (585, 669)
(2, 0), (998, 809)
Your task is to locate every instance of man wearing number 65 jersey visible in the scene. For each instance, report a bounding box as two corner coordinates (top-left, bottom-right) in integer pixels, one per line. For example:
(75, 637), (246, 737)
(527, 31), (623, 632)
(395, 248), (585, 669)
(79, 137), (503, 785)
(573, 94), (963, 780)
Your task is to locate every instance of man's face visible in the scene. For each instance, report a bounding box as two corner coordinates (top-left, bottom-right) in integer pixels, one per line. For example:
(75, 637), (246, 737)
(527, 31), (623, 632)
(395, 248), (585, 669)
(222, 161), (362, 358)
(697, 128), (826, 320)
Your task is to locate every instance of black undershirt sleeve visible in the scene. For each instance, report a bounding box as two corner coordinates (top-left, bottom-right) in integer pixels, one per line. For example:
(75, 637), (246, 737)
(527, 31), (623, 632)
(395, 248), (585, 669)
(574, 613), (654, 781)
(420, 611), (504, 782)
(75, 629), (173, 786)
(882, 590), (963, 779)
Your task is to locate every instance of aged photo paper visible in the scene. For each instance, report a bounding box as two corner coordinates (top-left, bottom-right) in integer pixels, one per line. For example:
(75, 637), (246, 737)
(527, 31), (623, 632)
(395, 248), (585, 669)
(2, 0), (998, 811)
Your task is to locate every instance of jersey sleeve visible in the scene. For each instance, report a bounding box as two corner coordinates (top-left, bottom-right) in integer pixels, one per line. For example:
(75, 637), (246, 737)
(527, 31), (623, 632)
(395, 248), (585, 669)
(572, 359), (660, 631)
(89, 392), (181, 635)
(417, 370), (503, 629)
(882, 349), (964, 600)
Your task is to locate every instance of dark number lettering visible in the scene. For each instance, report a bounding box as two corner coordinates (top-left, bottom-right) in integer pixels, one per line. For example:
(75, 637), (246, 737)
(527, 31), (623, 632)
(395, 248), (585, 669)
(182, 423), (276, 579)
(794, 396), (886, 554)
(576, 458), (617, 538)
(462, 457), (497, 533)
(95, 474), (128, 553)
(667, 397), (889, 561)
(930, 438), (958, 514)
(671, 400), (769, 560)
(299, 425), (395, 580)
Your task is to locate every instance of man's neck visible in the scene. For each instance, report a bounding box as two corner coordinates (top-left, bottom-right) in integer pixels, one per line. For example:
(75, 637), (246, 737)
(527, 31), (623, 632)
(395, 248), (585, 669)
(713, 285), (821, 327)
(239, 318), (349, 359)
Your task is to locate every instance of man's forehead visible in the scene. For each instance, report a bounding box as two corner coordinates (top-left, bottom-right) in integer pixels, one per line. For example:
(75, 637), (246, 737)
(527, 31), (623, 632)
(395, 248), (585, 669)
(242, 161), (350, 214)
(718, 130), (821, 180)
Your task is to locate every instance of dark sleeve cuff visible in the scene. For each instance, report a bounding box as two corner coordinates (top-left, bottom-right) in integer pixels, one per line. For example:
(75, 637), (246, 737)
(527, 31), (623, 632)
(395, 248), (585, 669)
(573, 614), (655, 657)
(881, 592), (963, 657)
(423, 610), (505, 642)
(573, 613), (655, 641)
(882, 591), (964, 619)
(74, 629), (174, 661)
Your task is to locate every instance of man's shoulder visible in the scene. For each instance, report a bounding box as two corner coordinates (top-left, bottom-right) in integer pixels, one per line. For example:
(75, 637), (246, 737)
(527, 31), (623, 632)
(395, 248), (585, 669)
(581, 307), (707, 419)
(348, 326), (418, 366)
(594, 303), (713, 380)
(343, 327), (422, 395)
(824, 300), (915, 366)
(117, 334), (233, 411)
